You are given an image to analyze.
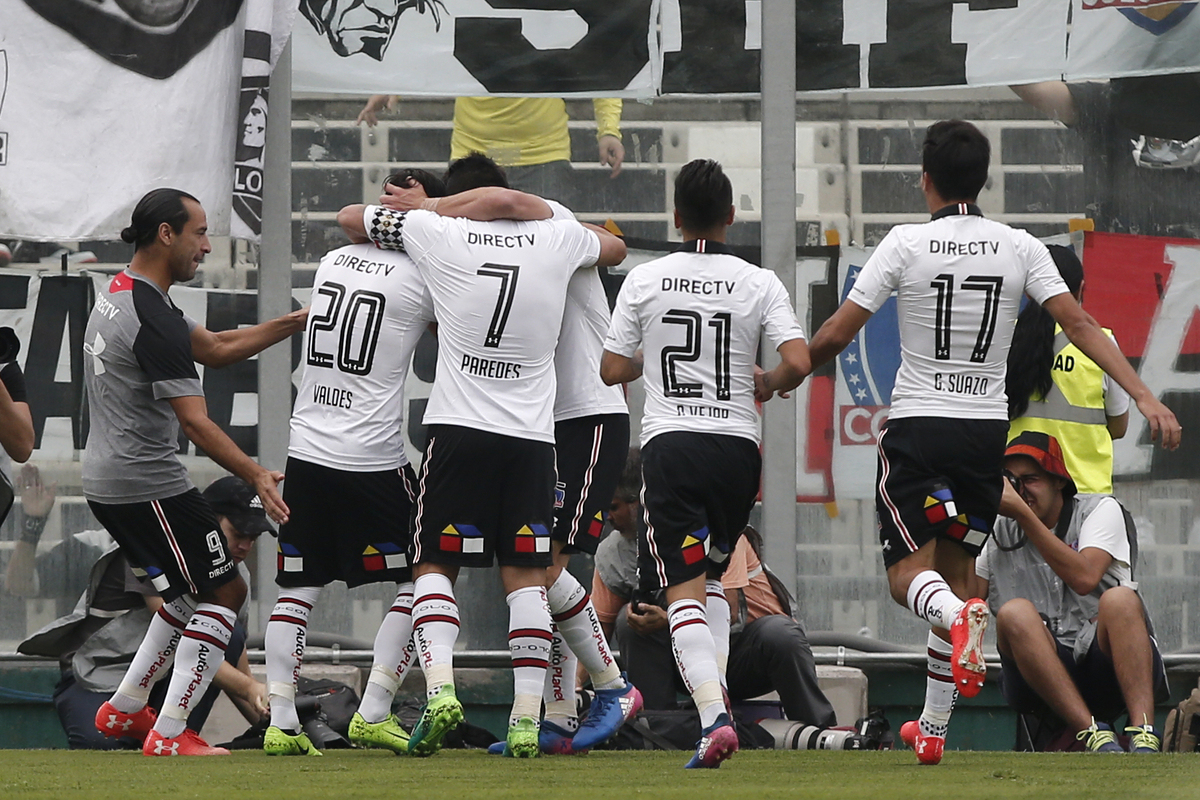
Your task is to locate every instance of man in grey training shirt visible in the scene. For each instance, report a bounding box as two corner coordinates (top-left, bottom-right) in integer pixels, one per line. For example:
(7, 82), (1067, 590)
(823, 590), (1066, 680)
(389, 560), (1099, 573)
(83, 188), (306, 756)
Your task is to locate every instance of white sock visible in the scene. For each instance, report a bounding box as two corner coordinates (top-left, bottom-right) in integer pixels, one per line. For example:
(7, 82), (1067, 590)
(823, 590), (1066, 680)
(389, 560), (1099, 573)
(265, 586), (321, 732)
(507, 585), (551, 727)
(358, 583), (416, 723)
(412, 572), (459, 697)
(668, 598), (725, 728)
(906, 570), (966, 631)
(542, 622), (579, 730)
(154, 603), (236, 740)
(111, 596), (195, 712)
(546, 570), (622, 690)
(919, 631), (958, 738)
(705, 579), (731, 681)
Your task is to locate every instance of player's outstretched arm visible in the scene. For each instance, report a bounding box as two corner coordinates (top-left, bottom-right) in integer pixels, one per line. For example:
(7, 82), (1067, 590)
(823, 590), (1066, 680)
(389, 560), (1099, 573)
(1043, 293), (1181, 450)
(167, 395), (289, 524)
(583, 223), (627, 267)
(807, 300), (873, 370)
(190, 308), (308, 369)
(383, 183), (553, 221)
(600, 349), (642, 386)
(755, 338), (811, 402)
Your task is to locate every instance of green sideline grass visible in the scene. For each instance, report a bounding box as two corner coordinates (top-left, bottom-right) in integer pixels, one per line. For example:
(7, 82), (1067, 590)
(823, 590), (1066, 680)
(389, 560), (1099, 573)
(1, 749), (1196, 800)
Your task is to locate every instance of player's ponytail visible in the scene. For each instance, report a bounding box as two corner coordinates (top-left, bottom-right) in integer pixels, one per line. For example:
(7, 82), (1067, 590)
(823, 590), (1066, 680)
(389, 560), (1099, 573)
(123, 188), (199, 251)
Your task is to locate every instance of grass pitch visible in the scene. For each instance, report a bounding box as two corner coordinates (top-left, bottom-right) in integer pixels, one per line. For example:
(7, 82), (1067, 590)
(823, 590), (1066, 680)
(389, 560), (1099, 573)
(1, 748), (1196, 800)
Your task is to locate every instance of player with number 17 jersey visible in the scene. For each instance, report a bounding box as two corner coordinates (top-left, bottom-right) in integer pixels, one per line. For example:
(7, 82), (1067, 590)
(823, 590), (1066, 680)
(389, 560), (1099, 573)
(847, 204), (1067, 421)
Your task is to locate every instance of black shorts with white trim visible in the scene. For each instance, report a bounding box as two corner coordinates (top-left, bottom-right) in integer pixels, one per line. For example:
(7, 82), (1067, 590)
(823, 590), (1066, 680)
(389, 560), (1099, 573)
(637, 431), (761, 592)
(276, 457), (418, 588)
(412, 424), (556, 568)
(553, 413), (630, 555)
(875, 416), (1007, 569)
(88, 489), (237, 603)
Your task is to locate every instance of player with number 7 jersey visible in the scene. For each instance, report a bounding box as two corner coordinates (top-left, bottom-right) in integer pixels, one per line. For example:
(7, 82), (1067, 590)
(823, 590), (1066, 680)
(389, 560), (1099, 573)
(339, 174), (627, 758)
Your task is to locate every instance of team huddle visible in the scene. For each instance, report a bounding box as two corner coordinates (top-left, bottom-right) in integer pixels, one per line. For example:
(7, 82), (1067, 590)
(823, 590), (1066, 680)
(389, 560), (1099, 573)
(80, 120), (1181, 768)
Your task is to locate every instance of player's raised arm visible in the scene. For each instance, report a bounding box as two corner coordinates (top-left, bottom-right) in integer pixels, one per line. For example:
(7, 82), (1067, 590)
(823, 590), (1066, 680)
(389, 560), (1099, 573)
(383, 182), (553, 222)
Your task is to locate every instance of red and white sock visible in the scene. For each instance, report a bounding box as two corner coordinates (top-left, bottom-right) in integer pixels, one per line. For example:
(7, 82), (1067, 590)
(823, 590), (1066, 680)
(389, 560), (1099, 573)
(546, 569), (622, 690)
(668, 598), (724, 729)
(507, 585), (551, 726)
(265, 586), (321, 732)
(906, 570), (965, 632)
(919, 631), (957, 738)
(412, 572), (460, 697)
(154, 603), (237, 740)
(110, 596), (195, 712)
(358, 582), (416, 723)
(705, 579), (731, 681)
(542, 622), (579, 731)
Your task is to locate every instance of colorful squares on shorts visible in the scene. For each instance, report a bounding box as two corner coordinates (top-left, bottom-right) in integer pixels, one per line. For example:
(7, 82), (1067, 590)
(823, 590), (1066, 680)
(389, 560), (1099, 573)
(440, 524), (486, 554)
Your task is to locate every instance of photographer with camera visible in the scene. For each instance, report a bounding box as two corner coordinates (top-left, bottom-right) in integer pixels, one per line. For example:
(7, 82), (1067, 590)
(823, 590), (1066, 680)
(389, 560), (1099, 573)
(973, 432), (1168, 753)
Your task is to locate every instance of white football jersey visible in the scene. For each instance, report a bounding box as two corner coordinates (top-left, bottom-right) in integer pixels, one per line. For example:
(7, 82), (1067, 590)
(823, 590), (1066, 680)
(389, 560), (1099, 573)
(605, 240), (806, 446)
(847, 205), (1070, 420)
(544, 201), (627, 422)
(289, 243), (433, 470)
(363, 206), (601, 443)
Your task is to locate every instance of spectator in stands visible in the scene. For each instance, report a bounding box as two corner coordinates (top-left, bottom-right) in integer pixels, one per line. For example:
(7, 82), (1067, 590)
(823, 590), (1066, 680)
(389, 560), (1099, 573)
(590, 448), (836, 727)
(974, 432), (1168, 753)
(357, 95), (624, 206)
(16, 475), (271, 749)
(1012, 74), (1200, 238)
(1006, 245), (1129, 495)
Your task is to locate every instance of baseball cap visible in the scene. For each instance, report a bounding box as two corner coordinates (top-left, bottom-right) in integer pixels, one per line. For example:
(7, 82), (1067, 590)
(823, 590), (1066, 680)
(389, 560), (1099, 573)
(1004, 431), (1076, 497)
(202, 476), (276, 537)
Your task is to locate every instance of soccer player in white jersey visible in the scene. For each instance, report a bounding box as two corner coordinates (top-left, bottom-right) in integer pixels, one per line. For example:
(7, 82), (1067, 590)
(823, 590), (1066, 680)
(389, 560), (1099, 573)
(262, 169), (446, 757)
(805, 120), (1181, 765)
(376, 155), (643, 755)
(600, 159), (811, 768)
(337, 174), (627, 758)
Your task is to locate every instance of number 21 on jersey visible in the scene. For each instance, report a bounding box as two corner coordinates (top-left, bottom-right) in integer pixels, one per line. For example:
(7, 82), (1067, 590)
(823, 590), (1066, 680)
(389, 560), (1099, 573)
(661, 309), (732, 400)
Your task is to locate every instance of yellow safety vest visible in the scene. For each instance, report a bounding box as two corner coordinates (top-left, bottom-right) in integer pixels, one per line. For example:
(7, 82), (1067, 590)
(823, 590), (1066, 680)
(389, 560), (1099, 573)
(1008, 327), (1115, 494)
